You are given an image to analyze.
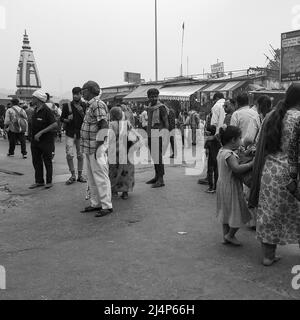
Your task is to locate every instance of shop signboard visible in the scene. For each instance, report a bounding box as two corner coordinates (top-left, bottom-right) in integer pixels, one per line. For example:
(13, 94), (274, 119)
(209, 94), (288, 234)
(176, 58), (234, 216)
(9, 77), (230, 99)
(281, 30), (300, 82)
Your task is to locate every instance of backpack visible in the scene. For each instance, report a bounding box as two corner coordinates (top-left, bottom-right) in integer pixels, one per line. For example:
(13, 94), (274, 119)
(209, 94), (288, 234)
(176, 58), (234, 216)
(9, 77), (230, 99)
(12, 107), (27, 133)
(47, 103), (61, 122)
(62, 102), (73, 131)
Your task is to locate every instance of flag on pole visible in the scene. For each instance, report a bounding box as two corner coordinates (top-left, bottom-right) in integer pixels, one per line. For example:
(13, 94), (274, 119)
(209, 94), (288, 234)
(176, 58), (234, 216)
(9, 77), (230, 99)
(182, 22), (185, 30)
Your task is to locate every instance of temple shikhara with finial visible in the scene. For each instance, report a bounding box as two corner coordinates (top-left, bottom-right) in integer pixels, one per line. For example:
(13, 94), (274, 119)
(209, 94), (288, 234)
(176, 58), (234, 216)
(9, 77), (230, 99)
(15, 30), (41, 101)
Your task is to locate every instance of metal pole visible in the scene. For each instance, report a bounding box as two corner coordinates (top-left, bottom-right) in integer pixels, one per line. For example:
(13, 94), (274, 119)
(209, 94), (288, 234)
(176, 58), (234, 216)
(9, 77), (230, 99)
(155, 0), (158, 81)
(180, 22), (185, 77)
(187, 56), (189, 76)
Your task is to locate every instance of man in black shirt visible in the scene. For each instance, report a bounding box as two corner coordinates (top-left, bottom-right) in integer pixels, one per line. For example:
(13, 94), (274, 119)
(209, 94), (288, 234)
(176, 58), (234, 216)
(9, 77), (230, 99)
(168, 105), (176, 159)
(29, 90), (58, 190)
(146, 88), (169, 188)
(61, 87), (87, 185)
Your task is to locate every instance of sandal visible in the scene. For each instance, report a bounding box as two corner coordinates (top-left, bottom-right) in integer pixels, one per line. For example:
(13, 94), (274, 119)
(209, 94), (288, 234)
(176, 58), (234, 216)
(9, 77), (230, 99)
(224, 235), (242, 247)
(263, 256), (281, 267)
(95, 208), (113, 218)
(81, 206), (102, 213)
(77, 176), (87, 183)
(121, 192), (129, 200)
(66, 176), (76, 185)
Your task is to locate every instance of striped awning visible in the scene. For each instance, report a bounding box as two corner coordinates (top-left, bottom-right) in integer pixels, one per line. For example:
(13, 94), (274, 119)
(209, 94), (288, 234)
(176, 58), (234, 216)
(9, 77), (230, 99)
(100, 92), (117, 101)
(217, 81), (247, 92)
(123, 84), (163, 101)
(159, 84), (207, 101)
(101, 91), (134, 102)
(201, 82), (225, 92)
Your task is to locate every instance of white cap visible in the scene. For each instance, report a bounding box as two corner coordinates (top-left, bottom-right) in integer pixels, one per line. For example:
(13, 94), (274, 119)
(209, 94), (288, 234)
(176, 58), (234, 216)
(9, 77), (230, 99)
(32, 90), (47, 103)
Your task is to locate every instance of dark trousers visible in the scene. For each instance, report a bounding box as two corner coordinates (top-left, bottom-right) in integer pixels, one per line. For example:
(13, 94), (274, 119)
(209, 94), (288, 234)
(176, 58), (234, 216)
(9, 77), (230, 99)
(170, 135), (175, 156)
(148, 137), (165, 178)
(31, 141), (54, 184)
(192, 126), (197, 145)
(27, 123), (32, 142)
(8, 131), (27, 155)
(207, 161), (218, 190)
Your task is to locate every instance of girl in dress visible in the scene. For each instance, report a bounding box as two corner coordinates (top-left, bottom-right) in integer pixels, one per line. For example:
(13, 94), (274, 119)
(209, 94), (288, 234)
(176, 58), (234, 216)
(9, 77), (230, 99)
(217, 126), (254, 246)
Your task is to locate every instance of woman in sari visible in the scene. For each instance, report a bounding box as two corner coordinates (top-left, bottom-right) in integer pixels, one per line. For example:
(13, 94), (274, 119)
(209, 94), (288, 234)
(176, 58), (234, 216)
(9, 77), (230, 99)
(252, 84), (300, 267)
(287, 116), (300, 200)
(108, 107), (140, 200)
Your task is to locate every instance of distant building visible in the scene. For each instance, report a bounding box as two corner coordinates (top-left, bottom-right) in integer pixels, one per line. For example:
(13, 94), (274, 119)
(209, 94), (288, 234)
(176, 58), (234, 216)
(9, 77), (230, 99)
(14, 30), (42, 101)
(0, 98), (11, 106)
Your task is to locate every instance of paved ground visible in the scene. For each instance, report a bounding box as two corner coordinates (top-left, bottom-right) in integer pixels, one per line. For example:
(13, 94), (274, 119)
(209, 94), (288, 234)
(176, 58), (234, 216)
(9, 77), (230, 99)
(0, 138), (299, 300)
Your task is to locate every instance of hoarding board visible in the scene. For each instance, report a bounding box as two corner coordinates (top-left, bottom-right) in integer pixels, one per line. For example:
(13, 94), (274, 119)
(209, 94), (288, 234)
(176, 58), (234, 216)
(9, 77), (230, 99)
(211, 62), (224, 74)
(124, 72), (141, 83)
(281, 30), (300, 82)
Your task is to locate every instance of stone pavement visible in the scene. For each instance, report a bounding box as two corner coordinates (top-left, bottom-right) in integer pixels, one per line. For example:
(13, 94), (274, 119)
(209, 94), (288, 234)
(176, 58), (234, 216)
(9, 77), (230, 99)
(0, 138), (299, 300)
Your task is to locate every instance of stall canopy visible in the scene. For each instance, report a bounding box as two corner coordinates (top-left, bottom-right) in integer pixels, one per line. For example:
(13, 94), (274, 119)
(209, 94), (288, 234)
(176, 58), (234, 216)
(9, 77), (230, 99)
(201, 82), (226, 92)
(159, 84), (207, 101)
(101, 91), (133, 102)
(101, 92), (117, 101)
(217, 81), (247, 92)
(123, 84), (163, 102)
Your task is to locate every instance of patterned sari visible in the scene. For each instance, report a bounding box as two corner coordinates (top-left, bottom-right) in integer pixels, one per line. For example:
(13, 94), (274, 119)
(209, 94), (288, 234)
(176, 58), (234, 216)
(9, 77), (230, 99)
(256, 109), (300, 245)
(108, 119), (138, 193)
(288, 116), (300, 178)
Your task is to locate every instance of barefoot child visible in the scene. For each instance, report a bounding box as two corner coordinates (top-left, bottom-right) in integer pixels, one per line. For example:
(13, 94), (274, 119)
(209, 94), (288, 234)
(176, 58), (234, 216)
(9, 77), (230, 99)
(217, 126), (254, 246)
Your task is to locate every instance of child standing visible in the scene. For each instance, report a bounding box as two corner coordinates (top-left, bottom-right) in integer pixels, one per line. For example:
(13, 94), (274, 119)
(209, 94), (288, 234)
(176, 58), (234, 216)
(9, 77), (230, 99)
(204, 125), (221, 193)
(217, 126), (254, 246)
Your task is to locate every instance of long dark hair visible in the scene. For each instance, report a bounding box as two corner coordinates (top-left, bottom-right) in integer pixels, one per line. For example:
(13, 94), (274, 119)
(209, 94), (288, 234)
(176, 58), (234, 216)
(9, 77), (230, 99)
(265, 83), (300, 154)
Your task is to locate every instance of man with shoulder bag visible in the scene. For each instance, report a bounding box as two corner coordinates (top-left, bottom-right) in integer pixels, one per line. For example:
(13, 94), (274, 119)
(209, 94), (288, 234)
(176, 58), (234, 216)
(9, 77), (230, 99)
(4, 98), (28, 159)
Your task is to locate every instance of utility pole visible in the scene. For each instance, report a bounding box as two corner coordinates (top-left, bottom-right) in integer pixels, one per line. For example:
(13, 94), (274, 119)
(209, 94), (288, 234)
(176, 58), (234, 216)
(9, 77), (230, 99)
(155, 0), (158, 81)
(180, 22), (185, 77)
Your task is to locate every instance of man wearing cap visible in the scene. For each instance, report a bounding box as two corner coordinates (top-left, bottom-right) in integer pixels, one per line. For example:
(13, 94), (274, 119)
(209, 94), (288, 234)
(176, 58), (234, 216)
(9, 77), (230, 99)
(29, 90), (58, 189)
(61, 87), (87, 185)
(80, 81), (113, 217)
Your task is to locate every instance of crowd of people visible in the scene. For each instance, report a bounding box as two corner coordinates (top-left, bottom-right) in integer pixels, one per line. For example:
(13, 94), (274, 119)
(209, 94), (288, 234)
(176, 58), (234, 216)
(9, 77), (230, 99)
(1, 81), (299, 267)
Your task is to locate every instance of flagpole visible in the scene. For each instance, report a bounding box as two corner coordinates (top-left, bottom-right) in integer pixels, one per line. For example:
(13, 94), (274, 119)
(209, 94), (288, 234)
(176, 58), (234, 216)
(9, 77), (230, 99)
(155, 0), (158, 81)
(180, 22), (185, 77)
(187, 56), (189, 76)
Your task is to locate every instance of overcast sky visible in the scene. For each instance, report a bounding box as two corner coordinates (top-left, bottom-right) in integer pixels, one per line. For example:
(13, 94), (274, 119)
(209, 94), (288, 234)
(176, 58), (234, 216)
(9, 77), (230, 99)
(0, 0), (300, 95)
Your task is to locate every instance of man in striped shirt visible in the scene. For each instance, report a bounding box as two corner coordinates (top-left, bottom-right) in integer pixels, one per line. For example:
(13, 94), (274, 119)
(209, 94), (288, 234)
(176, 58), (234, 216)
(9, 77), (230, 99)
(80, 81), (113, 218)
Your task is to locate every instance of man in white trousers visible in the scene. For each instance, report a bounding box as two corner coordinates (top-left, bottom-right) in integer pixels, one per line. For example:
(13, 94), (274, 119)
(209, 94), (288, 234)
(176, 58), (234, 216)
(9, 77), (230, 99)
(80, 81), (113, 218)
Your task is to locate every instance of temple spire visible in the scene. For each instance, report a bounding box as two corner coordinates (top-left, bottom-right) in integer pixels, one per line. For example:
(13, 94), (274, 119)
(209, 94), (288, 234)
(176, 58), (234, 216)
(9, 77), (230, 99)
(16, 30), (42, 101)
(22, 30), (31, 50)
